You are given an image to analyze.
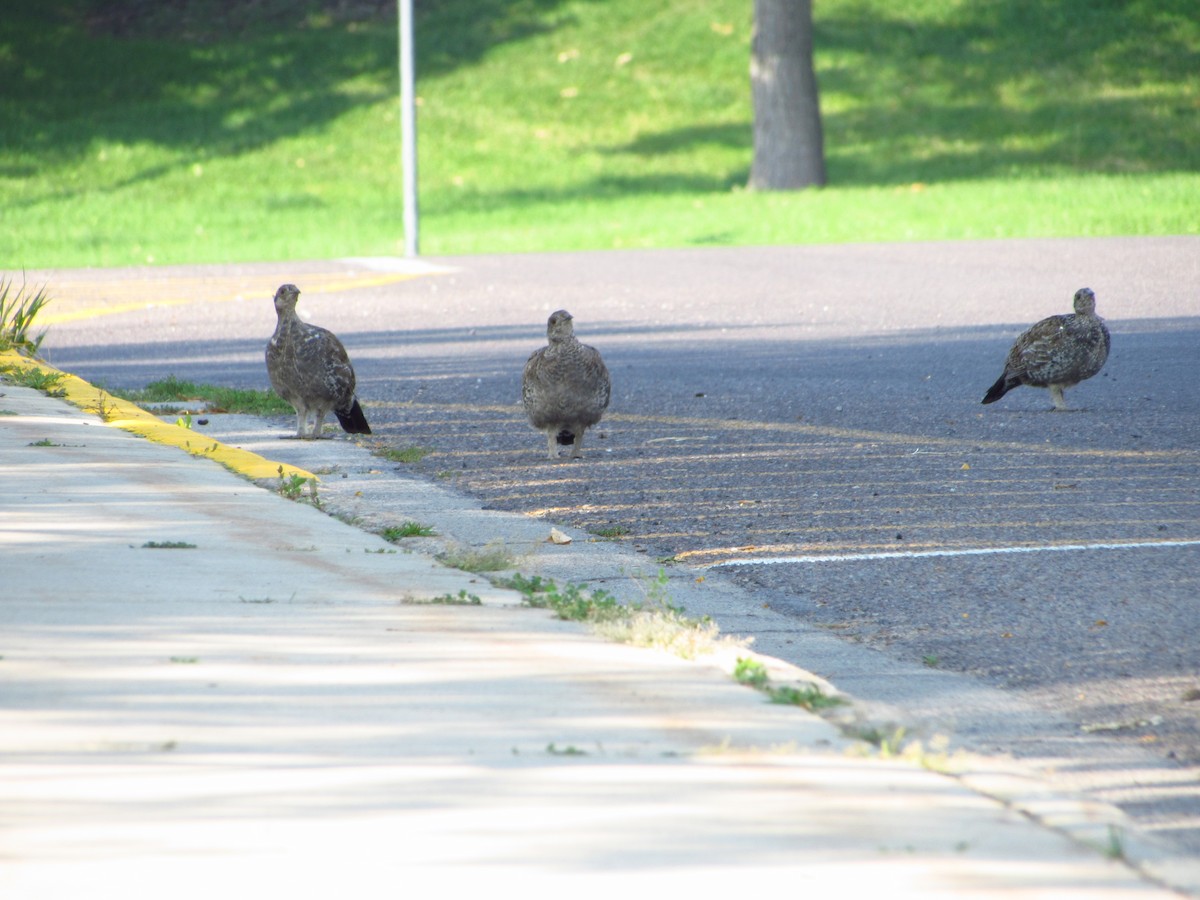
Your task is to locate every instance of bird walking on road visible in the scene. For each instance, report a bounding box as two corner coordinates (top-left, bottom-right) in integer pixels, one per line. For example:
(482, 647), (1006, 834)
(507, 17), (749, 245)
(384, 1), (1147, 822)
(522, 309), (610, 459)
(266, 283), (371, 439)
(981, 287), (1110, 411)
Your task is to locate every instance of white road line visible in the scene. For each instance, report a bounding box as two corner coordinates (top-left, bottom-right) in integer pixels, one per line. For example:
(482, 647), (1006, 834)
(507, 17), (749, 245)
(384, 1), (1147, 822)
(702, 539), (1200, 568)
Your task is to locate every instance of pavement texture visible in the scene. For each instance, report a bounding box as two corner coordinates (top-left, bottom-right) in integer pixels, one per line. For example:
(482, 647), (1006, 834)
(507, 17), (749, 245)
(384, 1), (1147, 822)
(1, 353), (1195, 897)
(27, 240), (1200, 867)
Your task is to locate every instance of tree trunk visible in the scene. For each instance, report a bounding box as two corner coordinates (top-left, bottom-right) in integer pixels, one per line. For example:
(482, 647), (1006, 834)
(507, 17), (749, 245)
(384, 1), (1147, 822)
(749, 0), (826, 190)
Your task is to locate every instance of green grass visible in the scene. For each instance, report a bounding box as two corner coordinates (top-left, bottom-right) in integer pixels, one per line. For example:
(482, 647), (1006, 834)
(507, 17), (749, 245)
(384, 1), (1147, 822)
(424, 589), (483, 606)
(589, 525), (630, 539)
(374, 445), (433, 464)
(436, 540), (518, 573)
(112, 376), (293, 415)
(381, 521), (437, 540)
(506, 574), (626, 623)
(501, 571), (742, 659)
(0, 363), (67, 397)
(733, 656), (845, 711)
(2, 0), (1197, 270)
(0, 277), (52, 354)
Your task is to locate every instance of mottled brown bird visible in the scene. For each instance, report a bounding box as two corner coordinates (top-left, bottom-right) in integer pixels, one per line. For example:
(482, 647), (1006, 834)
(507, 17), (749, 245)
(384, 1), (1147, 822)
(522, 309), (611, 459)
(266, 283), (371, 438)
(982, 287), (1110, 411)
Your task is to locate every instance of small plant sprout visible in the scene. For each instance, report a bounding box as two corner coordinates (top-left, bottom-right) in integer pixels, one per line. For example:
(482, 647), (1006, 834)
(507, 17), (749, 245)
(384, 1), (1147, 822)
(240, 592), (294, 604)
(276, 466), (319, 505)
(506, 575), (623, 622)
(733, 657), (770, 689)
(89, 391), (118, 421)
(545, 743), (587, 757)
(1103, 825), (1127, 861)
(848, 725), (910, 757)
(768, 683), (845, 711)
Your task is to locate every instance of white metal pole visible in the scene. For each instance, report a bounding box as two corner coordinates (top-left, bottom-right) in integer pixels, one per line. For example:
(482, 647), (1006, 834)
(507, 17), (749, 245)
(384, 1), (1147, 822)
(398, 0), (419, 257)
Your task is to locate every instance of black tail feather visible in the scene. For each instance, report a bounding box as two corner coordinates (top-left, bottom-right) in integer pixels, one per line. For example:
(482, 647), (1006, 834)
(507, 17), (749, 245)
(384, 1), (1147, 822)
(336, 398), (372, 434)
(555, 429), (575, 445)
(981, 374), (1011, 405)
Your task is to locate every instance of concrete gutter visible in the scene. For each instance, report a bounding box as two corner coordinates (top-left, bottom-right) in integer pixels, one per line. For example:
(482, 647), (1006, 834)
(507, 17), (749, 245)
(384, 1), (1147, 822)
(0, 348), (314, 482)
(0, 362), (1189, 897)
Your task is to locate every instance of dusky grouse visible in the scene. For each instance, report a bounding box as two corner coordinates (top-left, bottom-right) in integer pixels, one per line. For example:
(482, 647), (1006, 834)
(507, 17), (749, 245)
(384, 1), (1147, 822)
(522, 309), (611, 459)
(266, 283), (371, 438)
(982, 287), (1110, 411)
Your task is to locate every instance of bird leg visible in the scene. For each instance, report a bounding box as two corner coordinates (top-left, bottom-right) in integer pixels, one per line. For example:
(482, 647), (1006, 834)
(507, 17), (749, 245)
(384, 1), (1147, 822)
(292, 403), (309, 439)
(1048, 385), (1069, 411)
(545, 431), (560, 459)
(569, 426), (585, 459)
(309, 409), (328, 438)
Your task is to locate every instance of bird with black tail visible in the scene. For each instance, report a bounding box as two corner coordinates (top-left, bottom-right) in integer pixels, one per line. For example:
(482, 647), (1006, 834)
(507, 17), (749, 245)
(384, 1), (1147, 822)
(522, 309), (611, 459)
(982, 287), (1110, 411)
(266, 283), (371, 438)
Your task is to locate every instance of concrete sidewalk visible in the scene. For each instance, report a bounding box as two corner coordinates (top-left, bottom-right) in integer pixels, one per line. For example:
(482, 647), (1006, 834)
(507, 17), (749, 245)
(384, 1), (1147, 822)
(0, 373), (1183, 897)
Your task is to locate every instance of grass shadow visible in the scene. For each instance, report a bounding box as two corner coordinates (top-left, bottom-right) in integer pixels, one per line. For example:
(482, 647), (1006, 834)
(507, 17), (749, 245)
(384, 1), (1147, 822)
(596, 0), (1198, 188)
(2, 0), (586, 165)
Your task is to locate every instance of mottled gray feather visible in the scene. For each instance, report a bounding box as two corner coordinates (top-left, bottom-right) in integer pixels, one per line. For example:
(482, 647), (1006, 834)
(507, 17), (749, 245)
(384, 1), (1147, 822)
(522, 309), (611, 459)
(265, 283), (371, 438)
(982, 287), (1109, 410)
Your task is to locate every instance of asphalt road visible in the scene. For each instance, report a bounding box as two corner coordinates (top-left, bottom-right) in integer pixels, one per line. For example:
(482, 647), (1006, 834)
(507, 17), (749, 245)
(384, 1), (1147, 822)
(30, 236), (1200, 856)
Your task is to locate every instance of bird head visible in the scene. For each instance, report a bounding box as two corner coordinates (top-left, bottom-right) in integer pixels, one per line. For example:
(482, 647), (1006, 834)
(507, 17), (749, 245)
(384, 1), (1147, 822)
(273, 283), (300, 315)
(1072, 287), (1096, 315)
(547, 309), (575, 342)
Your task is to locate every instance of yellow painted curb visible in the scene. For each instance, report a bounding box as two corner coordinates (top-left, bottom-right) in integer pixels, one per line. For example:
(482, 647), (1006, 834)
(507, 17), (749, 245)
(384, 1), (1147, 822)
(0, 349), (316, 483)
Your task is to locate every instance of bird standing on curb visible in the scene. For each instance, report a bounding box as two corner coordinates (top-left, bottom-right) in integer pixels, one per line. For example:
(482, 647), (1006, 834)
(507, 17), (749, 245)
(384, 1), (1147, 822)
(981, 287), (1110, 411)
(266, 283), (371, 438)
(522, 309), (611, 459)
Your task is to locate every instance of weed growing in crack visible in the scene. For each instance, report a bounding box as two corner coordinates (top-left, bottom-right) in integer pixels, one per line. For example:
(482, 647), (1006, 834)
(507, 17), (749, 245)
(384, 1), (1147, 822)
(733, 655), (846, 711)
(588, 524), (629, 539)
(0, 276), (51, 355)
(502, 574), (623, 623)
(546, 743), (587, 757)
(112, 376), (291, 415)
(437, 540), (517, 573)
(1, 364), (65, 397)
(733, 657), (770, 689)
(499, 571), (743, 660)
(426, 590), (483, 606)
(382, 521), (436, 540)
(374, 445), (432, 464)
(276, 466), (319, 506)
